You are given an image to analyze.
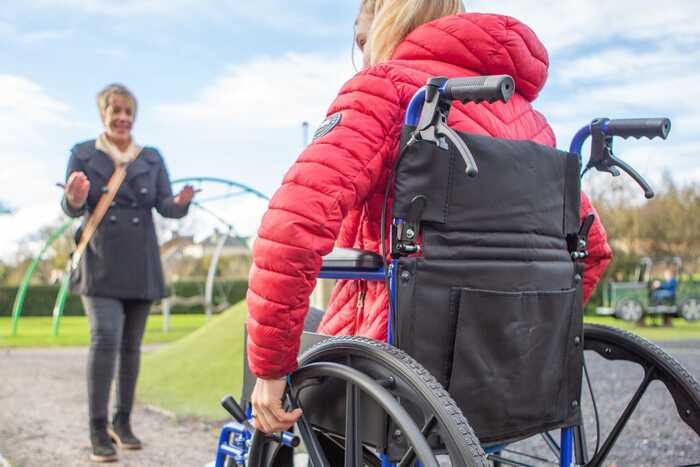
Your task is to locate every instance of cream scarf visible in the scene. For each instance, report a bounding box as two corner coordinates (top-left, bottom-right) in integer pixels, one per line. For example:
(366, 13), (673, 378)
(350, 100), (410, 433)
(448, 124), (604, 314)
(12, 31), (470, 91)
(96, 133), (143, 166)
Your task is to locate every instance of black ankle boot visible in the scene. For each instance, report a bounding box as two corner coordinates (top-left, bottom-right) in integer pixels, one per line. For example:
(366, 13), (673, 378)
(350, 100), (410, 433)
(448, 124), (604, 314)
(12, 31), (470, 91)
(90, 418), (118, 462)
(109, 412), (142, 450)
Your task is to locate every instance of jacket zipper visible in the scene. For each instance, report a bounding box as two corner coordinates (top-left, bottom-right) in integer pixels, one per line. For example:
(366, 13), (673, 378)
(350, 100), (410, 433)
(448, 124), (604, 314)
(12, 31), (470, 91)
(354, 280), (367, 334)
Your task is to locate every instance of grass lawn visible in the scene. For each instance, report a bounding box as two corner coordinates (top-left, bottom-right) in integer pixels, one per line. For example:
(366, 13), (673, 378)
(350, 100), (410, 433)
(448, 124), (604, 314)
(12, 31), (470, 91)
(5, 303), (697, 422)
(137, 300), (247, 421)
(0, 313), (207, 347)
(584, 315), (700, 342)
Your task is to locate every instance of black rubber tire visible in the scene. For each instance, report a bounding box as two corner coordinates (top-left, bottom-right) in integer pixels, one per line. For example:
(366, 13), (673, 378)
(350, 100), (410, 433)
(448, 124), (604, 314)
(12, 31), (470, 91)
(299, 336), (488, 467)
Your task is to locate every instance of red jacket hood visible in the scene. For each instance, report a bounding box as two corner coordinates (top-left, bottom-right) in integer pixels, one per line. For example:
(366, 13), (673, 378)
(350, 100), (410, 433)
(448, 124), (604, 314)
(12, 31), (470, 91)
(392, 13), (549, 102)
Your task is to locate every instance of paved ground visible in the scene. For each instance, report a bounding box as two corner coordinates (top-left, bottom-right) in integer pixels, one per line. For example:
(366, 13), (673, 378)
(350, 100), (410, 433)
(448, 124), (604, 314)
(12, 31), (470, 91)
(0, 347), (218, 467)
(1, 340), (699, 466)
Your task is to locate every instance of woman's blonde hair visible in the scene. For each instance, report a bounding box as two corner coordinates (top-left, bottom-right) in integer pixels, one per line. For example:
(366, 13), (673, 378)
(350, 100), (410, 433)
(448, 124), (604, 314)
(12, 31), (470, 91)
(360, 0), (464, 66)
(96, 83), (138, 121)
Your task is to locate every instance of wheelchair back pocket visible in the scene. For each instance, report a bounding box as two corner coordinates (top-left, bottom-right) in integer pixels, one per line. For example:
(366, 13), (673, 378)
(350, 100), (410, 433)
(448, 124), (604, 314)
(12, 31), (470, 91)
(447, 286), (582, 444)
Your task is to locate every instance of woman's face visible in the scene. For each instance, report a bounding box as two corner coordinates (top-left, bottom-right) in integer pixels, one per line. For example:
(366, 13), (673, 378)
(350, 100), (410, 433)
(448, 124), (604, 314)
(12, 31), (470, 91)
(103, 94), (134, 146)
(355, 10), (373, 69)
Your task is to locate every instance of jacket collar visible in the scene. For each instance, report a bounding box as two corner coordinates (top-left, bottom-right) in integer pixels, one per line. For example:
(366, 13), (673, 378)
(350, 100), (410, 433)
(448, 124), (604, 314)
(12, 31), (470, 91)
(83, 145), (152, 202)
(85, 149), (114, 182)
(391, 13), (549, 102)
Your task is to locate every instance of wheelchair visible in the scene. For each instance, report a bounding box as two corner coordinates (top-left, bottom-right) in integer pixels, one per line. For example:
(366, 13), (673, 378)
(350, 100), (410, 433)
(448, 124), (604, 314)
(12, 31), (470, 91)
(215, 76), (700, 467)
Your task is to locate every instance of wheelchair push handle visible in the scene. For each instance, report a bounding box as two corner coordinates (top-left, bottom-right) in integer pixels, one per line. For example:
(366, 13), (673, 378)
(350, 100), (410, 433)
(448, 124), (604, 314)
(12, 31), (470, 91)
(576, 116), (672, 200)
(606, 118), (671, 140)
(441, 75), (515, 104)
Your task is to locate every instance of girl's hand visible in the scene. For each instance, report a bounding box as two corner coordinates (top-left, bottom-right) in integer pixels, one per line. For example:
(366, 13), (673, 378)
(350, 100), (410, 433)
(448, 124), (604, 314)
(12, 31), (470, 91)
(174, 184), (195, 206)
(250, 377), (303, 434)
(65, 171), (90, 209)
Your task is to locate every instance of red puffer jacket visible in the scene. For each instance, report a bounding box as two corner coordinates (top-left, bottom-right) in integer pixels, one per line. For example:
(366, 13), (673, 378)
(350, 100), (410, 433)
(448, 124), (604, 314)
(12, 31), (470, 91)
(247, 13), (613, 379)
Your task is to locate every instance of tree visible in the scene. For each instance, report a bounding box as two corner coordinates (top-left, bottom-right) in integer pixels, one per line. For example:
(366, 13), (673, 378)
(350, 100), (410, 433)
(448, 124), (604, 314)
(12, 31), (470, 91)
(590, 173), (700, 280)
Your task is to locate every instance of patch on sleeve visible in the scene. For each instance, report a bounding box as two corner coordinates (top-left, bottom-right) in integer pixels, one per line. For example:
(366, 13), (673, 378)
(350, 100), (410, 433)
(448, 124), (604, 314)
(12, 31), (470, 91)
(313, 112), (342, 141)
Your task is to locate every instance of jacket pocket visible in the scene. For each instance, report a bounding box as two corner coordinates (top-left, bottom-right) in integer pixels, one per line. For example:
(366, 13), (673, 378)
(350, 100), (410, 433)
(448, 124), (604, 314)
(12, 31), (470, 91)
(447, 286), (580, 444)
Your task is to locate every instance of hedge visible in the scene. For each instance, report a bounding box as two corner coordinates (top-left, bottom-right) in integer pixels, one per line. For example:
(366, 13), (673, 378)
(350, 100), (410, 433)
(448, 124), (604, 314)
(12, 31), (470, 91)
(0, 280), (248, 317)
(1, 279), (604, 317)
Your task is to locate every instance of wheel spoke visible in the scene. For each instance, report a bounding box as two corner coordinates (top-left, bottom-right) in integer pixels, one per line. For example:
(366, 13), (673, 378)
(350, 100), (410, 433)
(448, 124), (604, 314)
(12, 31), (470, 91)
(344, 381), (362, 467)
(539, 431), (560, 460)
(397, 415), (437, 467)
(500, 447), (559, 465)
(295, 408), (331, 467)
(587, 367), (656, 466)
(486, 453), (537, 467)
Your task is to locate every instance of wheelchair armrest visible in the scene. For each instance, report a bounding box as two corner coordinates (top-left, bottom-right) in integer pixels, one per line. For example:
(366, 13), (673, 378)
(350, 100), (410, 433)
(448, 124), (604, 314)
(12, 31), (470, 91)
(321, 248), (383, 270)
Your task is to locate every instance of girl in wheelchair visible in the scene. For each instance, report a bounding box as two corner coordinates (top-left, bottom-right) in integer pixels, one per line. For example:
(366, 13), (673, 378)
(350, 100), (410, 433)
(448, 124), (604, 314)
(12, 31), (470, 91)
(245, 0), (612, 435)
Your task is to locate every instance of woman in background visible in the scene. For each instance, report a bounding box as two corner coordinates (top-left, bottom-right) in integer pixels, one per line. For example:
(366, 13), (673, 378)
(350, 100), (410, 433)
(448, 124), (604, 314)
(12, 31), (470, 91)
(62, 84), (195, 462)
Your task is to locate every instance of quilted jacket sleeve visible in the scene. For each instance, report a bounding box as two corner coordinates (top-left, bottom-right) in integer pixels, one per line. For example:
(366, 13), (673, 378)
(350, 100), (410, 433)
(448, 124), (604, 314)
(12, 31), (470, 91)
(580, 192), (613, 303)
(246, 67), (404, 379)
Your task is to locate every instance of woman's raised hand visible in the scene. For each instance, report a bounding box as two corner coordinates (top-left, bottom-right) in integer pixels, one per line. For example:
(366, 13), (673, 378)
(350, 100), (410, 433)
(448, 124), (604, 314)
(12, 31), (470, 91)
(65, 171), (90, 209)
(174, 184), (196, 206)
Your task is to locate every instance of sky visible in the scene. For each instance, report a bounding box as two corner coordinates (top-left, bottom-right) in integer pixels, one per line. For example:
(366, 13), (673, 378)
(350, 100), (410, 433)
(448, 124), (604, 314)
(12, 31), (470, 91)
(1, 0), (699, 262)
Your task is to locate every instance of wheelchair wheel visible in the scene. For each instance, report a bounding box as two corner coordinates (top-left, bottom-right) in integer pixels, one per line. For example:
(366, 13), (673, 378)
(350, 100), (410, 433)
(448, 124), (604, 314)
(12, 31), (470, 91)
(482, 323), (700, 466)
(576, 323), (700, 466)
(247, 336), (488, 467)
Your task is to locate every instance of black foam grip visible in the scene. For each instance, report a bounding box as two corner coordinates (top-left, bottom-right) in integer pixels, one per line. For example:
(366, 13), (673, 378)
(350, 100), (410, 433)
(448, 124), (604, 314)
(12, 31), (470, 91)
(442, 75), (514, 104)
(221, 395), (247, 423)
(606, 118), (671, 140)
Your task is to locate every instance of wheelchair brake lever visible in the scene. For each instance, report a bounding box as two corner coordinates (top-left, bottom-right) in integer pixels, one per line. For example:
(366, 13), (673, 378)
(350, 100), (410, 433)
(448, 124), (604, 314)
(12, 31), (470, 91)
(609, 154), (655, 199)
(436, 121), (479, 177)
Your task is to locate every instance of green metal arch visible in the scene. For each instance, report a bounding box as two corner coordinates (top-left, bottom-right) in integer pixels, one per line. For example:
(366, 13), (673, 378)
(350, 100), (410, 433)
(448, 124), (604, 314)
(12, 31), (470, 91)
(10, 219), (75, 336)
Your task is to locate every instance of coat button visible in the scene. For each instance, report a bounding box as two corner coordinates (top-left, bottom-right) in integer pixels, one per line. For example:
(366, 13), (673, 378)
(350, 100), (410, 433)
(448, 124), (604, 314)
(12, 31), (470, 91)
(101, 186), (109, 193)
(131, 201), (138, 208)
(132, 217), (140, 225)
(139, 187), (148, 195)
(109, 215), (117, 223)
(110, 201), (117, 208)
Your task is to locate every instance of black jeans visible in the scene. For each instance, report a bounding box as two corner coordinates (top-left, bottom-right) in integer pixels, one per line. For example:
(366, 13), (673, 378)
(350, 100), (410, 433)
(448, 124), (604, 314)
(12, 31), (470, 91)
(82, 296), (151, 424)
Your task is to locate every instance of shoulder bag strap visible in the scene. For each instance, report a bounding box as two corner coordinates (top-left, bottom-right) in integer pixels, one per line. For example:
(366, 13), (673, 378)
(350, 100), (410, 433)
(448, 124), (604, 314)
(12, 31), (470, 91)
(70, 162), (130, 270)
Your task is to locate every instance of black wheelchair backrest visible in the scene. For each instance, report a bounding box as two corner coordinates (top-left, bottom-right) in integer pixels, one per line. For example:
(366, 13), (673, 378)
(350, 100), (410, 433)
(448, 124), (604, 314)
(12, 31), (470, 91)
(392, 126), (584, 444)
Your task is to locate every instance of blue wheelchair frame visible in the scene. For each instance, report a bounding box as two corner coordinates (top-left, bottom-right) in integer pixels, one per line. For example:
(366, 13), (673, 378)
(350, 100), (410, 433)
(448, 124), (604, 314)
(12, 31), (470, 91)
(215, 79), (670, 466)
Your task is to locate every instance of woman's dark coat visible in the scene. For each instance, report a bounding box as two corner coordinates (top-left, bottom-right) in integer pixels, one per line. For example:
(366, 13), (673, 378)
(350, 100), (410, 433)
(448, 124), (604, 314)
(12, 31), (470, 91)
(62, 140), (189, 300)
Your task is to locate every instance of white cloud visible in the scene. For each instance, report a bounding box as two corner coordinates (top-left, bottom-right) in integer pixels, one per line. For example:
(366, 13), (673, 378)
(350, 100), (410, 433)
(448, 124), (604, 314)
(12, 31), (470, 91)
(22, 0), (351, 36)
(0, 20), (72, 45)
(0, 75), (73, 148)
(553, 46), (700, 86)
(0, 76), (76, 262)
(26, 0), (196, 16)
(469, 0), (699, 56)
(156, 52), (353, 130)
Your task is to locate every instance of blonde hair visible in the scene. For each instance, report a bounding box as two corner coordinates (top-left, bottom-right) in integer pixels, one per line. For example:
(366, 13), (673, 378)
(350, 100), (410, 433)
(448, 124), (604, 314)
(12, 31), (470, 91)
(96, 83), (138, 122)
(360, 0), (464, 66)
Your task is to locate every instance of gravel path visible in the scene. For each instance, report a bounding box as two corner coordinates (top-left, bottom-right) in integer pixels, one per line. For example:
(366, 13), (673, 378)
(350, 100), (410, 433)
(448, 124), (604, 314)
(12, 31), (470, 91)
(0, 347), (218, 467)
(1, 340), (699, 466)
